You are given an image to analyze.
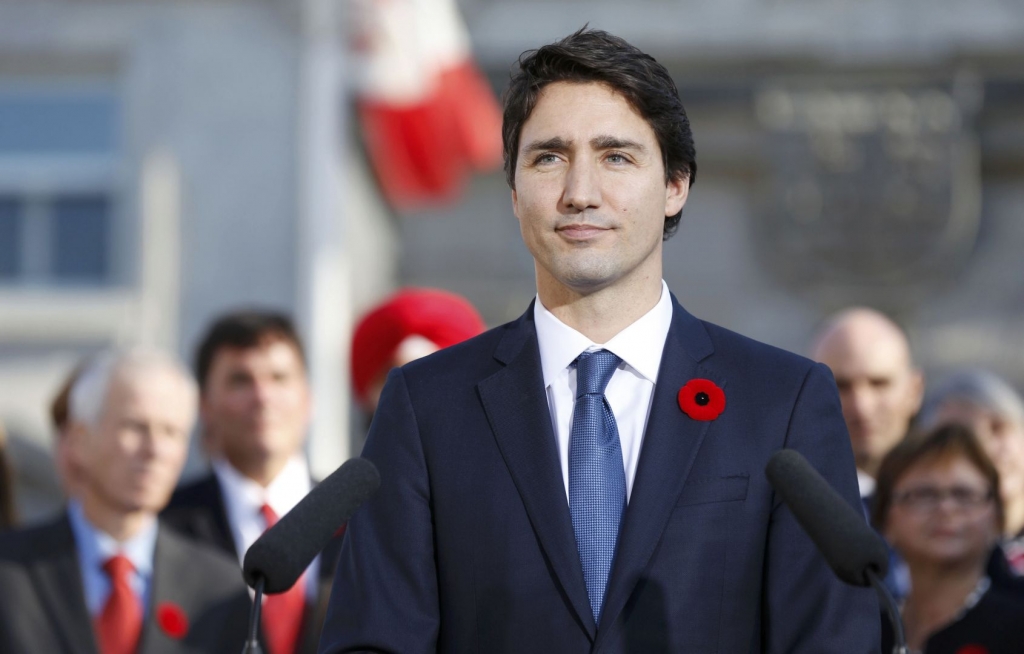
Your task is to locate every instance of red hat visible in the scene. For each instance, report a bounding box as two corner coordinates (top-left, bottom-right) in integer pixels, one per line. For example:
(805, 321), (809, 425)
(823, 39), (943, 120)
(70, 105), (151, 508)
(351, 288), (486, 404)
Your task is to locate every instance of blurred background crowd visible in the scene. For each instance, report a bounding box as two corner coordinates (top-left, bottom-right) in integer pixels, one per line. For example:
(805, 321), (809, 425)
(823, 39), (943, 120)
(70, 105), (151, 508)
(1, 0), (1024, 652)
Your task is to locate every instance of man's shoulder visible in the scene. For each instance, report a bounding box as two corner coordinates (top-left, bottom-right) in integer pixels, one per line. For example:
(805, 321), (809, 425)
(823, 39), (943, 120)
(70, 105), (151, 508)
(400, 316), (520, 382)
(164, 472), (221, 513)
(0, 514), (71, 564)
(160, 473), (233, 551)
(698, 317), (821, 382)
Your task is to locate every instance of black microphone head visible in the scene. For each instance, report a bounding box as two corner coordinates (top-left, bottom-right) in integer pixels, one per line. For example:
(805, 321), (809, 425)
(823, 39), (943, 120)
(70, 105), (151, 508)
(242, 457), (380, 593)
(765, 449), (889, 587)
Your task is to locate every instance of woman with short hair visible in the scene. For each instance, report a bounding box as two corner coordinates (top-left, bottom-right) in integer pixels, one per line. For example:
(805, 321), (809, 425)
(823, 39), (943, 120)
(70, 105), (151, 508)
(874, 424), (1024, 653)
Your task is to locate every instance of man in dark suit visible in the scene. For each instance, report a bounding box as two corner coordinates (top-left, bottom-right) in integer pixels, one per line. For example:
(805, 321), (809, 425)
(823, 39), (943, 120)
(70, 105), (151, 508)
(0, 349), (252, 653)
(161, 311), (338, 654)
(319, 28), (880, 654)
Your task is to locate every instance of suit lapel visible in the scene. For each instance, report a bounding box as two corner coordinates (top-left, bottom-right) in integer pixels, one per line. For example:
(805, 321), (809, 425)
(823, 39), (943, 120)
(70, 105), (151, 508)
(140, 527), (192, 654)
(596, 297), (721, 639)
(477, 308), (598, 640)
(28, 517), (99, 654)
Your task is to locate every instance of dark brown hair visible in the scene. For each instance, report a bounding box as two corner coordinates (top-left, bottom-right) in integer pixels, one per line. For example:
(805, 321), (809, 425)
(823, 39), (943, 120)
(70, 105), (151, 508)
(502, 27), (697, 240)
(0, 422), (17, 530)
(194, 309), (306, 391)
(872, 423), (1004, 533)
(50, 364), (85, 435)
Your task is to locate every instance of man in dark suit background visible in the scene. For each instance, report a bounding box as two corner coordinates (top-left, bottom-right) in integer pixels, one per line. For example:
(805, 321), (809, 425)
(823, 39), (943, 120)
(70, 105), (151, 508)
(0, 349), (251, 653)
(161, 310), (338, 654)
(319, 28), (879, 654)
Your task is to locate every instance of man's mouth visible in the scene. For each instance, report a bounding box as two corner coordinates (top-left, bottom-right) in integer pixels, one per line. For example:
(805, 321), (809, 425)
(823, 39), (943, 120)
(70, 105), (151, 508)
(557, 223), (610, 240)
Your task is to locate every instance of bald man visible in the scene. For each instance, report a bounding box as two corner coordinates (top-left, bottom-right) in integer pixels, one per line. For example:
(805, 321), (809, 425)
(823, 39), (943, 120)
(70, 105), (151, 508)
(811, 308), (924, 497)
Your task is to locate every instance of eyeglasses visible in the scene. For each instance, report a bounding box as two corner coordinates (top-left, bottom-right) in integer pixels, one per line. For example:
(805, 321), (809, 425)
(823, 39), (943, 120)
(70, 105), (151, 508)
(892, 485), (995, 512)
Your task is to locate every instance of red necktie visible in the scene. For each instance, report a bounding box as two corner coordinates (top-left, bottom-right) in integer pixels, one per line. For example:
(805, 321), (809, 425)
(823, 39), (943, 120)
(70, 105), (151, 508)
(260, 503), (306, 654)
(95, 555), (143, 654)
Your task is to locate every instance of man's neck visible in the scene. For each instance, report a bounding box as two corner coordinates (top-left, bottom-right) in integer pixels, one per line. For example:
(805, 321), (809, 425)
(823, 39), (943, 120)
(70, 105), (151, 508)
(79, 493), (153, 543)
(856, 455), (882, 479)
(537, 272), (663, 344)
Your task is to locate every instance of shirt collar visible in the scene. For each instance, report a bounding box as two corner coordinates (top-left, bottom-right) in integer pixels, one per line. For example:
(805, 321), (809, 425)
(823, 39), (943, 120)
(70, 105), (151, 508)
(66, 499), (157, 577)
(856, 469), (877, 498)
(534, 280), (673, 386)
(212, 455), (313, 520)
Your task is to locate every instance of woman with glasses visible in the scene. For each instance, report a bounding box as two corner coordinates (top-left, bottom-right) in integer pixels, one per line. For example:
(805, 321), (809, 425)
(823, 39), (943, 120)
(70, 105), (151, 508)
(873, 424), (1024, 653)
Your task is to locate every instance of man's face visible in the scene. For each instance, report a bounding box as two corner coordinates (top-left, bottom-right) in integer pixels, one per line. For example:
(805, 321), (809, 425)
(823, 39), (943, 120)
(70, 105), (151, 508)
(816, 333), (923, 476)
(512, 82), (688, 297)
(200, 339), (311, 472)
(71, 368), (194, 514)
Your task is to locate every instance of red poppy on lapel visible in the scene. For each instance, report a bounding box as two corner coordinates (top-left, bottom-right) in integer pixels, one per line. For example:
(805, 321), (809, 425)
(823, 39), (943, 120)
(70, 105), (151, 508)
(955, 646), (989, 654)
(678, 379), (725, 421)
(156, 602), (189, 640)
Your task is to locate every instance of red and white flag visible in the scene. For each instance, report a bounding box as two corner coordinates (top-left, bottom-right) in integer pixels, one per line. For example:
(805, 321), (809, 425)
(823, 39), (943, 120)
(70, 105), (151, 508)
(352, 0), (503, 210)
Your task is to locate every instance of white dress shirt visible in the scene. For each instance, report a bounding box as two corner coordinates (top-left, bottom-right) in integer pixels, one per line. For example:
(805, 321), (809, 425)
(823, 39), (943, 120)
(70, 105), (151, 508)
(857, 469), (876, 499)
(66, 499), (157, 616)
(534, 280), (673, 503)
(213, 455), (319, 599)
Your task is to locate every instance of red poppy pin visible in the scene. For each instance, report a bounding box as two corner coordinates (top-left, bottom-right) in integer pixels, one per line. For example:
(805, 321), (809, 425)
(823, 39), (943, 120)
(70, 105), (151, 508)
(678, 379), (725, 421)
(955, 646), (989, 654)
(156, 602), (189, 640)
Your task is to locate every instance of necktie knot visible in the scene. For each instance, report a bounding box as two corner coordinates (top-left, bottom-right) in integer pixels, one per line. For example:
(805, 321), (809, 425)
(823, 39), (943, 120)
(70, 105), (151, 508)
(575, 349), (621, 398)
(103, 554), (135, 582)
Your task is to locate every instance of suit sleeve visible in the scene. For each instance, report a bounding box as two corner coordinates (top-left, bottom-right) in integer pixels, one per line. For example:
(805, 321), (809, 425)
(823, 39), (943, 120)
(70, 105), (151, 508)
(762, 363), (881, 653)
(318, 367), (439, 654)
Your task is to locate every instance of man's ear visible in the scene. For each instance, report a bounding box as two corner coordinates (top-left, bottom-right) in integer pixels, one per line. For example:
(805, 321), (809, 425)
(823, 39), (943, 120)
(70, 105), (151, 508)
(908, 369), (925, 415)
(65, 420), (91, 468)
(665, 175), (689, 218)
(511, 188), (519, 218)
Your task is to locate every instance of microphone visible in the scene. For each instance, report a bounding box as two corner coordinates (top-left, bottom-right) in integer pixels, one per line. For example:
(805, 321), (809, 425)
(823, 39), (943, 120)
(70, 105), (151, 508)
(240, 457), (380, 653)
(765, 449), (907, 654)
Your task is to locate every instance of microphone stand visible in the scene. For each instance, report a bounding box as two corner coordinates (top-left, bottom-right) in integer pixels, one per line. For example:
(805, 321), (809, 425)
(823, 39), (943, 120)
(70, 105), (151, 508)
(866, 568), (908, 654)
(242, 575), (265, 654)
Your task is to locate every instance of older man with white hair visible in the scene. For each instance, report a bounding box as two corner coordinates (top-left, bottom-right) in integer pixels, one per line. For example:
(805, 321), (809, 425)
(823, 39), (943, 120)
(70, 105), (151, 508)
(0, 349), (254, 654)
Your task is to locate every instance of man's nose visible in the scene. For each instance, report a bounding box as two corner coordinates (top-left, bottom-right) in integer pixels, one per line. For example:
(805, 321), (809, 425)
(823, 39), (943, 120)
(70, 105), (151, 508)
(252, 379), (273, 406)
(846, 387), (875, 419)
(561, 158), (601, 211)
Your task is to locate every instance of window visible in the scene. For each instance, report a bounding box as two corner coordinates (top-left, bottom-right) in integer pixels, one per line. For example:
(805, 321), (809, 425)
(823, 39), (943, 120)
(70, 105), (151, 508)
(0, 83), (119, 287)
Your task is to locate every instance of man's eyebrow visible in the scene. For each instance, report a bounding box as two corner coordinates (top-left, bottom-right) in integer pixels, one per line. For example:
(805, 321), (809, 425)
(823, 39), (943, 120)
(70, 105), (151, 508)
(521, 137), (573, 154)
(591, 136), (647, 152)
(519, 135), (647, 157)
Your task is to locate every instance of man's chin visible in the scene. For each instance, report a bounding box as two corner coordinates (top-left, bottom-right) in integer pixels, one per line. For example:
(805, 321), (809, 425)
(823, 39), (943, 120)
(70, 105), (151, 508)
(119, 488), (174, 515)
(550, 267), (619, 295)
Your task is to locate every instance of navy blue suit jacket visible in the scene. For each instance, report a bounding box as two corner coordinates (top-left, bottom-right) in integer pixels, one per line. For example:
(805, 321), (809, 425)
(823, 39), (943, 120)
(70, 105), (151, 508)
(320, 298), (880, 653)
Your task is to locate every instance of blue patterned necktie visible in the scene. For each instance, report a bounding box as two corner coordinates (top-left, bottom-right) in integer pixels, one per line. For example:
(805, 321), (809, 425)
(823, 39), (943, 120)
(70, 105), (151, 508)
(569, 348), (626, 625)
